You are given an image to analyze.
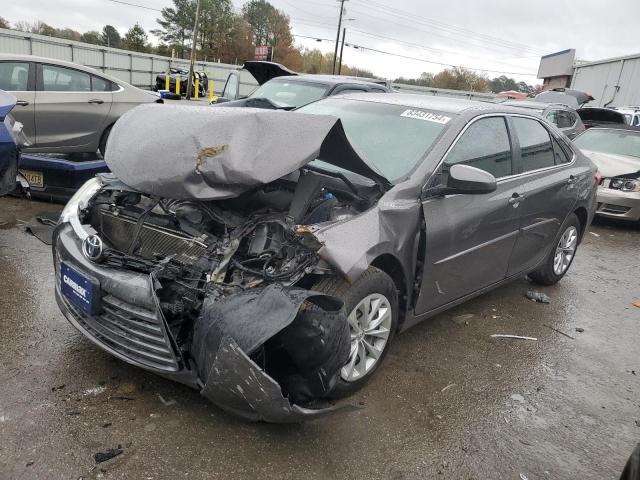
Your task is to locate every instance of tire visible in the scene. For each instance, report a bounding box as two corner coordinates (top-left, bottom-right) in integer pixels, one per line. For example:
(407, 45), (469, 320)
(529, 213), (581, 286)
(98, 125), (112, 157)
(313, 267), (399, 398)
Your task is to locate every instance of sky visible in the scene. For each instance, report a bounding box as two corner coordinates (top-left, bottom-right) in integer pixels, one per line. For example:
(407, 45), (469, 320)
(3, 0), (640, 84)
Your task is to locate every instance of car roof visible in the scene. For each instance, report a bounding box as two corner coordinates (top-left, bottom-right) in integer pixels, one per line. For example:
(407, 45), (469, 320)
(0, 53), (124, 84)
(502, 100), (572, 111)
(322, 92), (524, 115)
(582, 125), (640, 134)
(270, 74), (387, 89)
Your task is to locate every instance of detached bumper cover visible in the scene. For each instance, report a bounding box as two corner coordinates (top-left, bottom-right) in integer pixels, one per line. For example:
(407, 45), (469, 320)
(53, 223), (354, 422)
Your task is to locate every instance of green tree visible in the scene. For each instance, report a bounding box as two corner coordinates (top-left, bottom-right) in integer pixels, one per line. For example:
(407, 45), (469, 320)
(153, 0), (195, 58)
(488, 75), (518, 93)
(81, 31), (102, 45)
(101, 25), (121, 48)
(0, 17), (9, 29)
(122, 23), (149, 52)
(242, 0), (274, 46)
(57, 28), (82, 41)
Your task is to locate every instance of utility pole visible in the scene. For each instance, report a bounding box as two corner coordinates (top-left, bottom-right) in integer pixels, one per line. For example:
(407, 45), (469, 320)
(338, 27), (346, 75)
(332, 0), (347, 74)
(186, 0), (202, 100)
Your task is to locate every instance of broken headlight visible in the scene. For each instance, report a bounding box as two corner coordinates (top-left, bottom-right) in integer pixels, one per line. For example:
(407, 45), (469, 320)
(59, 177), (103, 239)
(609, 178), (640, 192)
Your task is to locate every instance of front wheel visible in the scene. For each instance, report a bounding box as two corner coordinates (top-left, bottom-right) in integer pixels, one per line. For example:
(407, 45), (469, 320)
(313, 267), (399, 398)
(529, 213), (581, 285)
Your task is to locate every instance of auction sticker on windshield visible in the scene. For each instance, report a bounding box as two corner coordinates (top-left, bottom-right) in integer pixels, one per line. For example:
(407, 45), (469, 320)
(400, 109), (451, 124)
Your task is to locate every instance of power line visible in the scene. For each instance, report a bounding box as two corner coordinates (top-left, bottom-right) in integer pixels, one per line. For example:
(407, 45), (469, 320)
(292, 33), (536, 76)
(350, 0), (545, 55)
(105, 0), (162, 12)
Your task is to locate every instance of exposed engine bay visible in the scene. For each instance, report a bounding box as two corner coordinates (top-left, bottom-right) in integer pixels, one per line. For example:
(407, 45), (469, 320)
(77, 169), (381, 416)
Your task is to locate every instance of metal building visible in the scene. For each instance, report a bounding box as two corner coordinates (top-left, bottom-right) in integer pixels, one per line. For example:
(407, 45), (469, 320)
(538, 49), (640, 108)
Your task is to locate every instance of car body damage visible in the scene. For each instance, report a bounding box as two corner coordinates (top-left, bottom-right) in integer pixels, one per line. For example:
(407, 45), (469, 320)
(53, 105), (402, 421)
(104, 104), (390, 200)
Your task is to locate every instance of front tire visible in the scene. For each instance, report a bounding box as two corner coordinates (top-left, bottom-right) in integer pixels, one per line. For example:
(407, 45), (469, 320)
(313, 267), (399, 398)
(529, 213), (581, 285)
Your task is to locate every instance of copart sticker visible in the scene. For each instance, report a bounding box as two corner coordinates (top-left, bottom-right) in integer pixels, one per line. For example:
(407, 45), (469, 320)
(400, 109), (451, 124)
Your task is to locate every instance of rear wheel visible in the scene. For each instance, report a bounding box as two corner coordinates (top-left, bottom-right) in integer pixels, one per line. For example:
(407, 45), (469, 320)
(529, 213), (580, 285)
(313, 267), (399, 398)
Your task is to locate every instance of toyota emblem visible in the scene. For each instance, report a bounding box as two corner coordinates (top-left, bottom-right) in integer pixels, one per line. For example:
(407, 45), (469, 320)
(82, 234), (104, 262)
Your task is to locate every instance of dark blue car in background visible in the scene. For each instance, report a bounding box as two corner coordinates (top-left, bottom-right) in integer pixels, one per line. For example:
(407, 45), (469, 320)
(0, 90), (26, 196)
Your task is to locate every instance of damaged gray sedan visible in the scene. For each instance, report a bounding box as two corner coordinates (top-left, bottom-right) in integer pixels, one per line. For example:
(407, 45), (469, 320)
(53, 94), (597, 422)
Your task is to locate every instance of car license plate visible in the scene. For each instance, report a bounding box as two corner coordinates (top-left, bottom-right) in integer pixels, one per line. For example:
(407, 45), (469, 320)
(60, 263), (98, 315)
(19, 169), (44, 188)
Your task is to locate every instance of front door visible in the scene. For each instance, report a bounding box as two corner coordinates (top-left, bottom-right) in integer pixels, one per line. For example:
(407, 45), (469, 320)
(506, 116), (578, 275)
(34, 63), (112, 150)
(415, 116), (524, 314)
(0, 61), (36, 143)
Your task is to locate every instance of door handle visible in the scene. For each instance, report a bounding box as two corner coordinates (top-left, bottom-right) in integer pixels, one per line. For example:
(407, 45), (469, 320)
(16, 100), (29, 106)
(508, 193), (525, 207)
(88, 99), (104, 104)
(567, 175), (576, 185)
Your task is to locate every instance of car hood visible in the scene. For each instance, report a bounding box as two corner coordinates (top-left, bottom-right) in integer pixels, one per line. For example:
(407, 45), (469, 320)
(581, 149), (640, 178)
(104, 104), (390, 199)
(243, 61), (298, 85)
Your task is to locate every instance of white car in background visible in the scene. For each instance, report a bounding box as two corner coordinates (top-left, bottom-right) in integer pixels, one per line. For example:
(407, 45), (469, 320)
(0, 54), (162, 155)
(613, 107), (640, 127)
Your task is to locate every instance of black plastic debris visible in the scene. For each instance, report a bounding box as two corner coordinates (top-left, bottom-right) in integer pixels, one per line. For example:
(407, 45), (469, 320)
(94, 447), (123, 463)
(575, 328), (585, 333)
(526, 291), (550, 304)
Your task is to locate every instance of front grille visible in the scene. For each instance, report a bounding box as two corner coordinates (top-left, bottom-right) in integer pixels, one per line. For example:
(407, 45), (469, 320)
(99, 210), (208, 265)
(599, 203), (631, 214)
(63, 293), (181, 372)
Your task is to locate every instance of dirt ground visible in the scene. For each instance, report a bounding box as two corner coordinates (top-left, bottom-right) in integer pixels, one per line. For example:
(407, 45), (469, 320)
(0, 195), (639, 480)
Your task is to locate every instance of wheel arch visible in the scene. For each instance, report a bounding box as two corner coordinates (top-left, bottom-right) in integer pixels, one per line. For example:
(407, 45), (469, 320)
(573, 206), (589, 243)
(369, 253), (408, 324)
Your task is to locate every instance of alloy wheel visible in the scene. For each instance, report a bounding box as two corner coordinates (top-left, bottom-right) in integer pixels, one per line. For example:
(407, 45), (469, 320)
(341, 293), (392, 382)
(553, 226), (578, 275)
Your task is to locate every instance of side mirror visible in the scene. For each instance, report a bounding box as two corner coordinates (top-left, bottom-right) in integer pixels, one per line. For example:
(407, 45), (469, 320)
(445, 164), (497, 195)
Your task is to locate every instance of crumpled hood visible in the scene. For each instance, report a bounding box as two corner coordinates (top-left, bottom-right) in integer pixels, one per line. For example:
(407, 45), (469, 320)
(105, 104), (389, 200)
(582, 149), (640, 178)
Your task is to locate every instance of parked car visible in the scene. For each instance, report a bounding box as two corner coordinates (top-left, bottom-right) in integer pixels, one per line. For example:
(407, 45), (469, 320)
(0, 54), (163, 155)
(612, 106), (640, 127)
(53, 94), (596, 422)
(215, 60), (389, 109)
(18, 153), (109, 202)
(0, 90), (28, 196)
(534, 88), (594, 108)
(154, 68), (208, 97)
(503, 100), (585, 139)
(574, 125), (640, 222)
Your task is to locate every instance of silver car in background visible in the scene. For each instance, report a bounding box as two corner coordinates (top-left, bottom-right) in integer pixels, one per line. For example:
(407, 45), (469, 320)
(0, 54), (162, 154)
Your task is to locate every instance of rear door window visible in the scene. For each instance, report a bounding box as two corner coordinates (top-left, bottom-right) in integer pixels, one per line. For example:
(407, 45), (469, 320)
(511, 117), (556, 172)
(556, 110), (576, 128)
(0, 62), (30, 91)
(42, 64), (91, 92)
(222, 73), (239, 100)
(92, 75), (116, 92)
(443, 116), (512, 179)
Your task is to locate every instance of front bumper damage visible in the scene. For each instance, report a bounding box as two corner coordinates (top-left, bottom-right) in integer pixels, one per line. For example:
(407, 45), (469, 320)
(53, 223), (355, 422)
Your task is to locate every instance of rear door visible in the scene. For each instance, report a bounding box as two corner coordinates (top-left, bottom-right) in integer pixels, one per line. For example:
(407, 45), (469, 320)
(34, 63), (112, 149)
(0, 61), (36, 143)
(506, 116), (578, 275)
(415, 116), (525, 314)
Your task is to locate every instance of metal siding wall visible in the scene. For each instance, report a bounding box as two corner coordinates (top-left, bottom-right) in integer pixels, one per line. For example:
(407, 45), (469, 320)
(572, 56), (640, 107)
(0, 28), (252, 92)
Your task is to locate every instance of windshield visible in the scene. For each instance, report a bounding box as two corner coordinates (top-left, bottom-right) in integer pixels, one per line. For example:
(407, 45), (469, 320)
(249, 79), (328, 108)
(574, 128), (640, 159)
(298, 98), (452, 181)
